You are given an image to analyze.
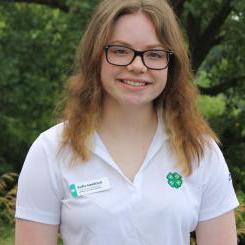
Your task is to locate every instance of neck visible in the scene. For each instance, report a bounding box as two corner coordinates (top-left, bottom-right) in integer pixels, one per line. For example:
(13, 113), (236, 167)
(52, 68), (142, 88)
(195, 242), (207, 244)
(97, 98), (158, 137)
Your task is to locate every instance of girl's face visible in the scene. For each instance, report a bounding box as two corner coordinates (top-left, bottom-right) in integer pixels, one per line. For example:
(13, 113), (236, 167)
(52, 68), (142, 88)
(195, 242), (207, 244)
(100, 11), (168, 108)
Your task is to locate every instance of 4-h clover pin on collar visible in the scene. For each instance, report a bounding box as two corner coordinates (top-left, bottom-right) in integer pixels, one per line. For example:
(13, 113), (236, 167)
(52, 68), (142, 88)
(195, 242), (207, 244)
(166, 172), (183, 188)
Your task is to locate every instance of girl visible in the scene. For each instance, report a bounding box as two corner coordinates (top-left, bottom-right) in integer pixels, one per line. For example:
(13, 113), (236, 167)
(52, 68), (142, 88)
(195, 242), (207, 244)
(15, 0), (239, 244)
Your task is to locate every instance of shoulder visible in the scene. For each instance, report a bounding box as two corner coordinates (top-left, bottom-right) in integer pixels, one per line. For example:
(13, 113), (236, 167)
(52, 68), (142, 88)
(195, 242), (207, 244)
(200, 138), (226, 170)
(195, 139), (239, 221)
(33, 122), (65, 152)
(39, 122), (65, 143)
(189, 138), (230, 187)
(25, 122), (66, 165)
(194, 138), (235, 195)
(16, 124), (65, 225)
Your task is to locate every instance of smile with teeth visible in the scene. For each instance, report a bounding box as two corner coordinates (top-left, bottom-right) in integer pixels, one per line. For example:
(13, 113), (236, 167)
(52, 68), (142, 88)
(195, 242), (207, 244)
(121, 80), (147, 87)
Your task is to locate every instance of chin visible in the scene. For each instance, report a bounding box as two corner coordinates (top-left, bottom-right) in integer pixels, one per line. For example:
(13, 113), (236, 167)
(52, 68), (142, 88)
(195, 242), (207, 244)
(120, 99), (153, 107)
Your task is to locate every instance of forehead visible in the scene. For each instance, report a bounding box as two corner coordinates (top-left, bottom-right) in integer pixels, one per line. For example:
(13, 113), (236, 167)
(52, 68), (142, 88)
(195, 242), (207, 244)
(109, 11), (162, 48)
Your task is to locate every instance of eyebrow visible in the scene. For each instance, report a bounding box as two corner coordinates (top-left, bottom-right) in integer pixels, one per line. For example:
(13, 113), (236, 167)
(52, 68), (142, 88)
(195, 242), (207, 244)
(109, 40), (165, 49)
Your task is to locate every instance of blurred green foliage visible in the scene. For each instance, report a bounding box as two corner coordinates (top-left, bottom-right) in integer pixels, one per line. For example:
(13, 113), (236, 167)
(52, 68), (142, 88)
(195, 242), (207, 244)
(0, 0), (244, 243)
(0, 172), (17, 224)
(0, 3), (89, 172)
(0, 0), (244, 198)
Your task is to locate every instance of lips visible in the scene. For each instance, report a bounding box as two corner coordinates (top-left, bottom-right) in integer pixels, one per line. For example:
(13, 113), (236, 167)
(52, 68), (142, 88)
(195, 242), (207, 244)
(118, 79), (152, 87)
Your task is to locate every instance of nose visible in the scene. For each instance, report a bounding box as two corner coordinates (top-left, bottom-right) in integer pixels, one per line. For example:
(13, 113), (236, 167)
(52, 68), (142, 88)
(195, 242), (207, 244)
(127, 56), (147, 73)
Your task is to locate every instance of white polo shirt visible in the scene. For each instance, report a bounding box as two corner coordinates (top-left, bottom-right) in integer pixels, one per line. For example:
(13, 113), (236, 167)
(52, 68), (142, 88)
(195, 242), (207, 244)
(16, 118), (239, 245)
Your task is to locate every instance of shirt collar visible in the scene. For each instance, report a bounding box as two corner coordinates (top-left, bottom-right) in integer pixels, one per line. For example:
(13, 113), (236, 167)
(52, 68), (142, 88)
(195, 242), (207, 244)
(90, 110), (168, 171)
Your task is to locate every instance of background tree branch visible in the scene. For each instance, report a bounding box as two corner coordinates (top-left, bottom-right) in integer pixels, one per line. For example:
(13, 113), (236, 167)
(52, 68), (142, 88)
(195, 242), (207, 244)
(11, 0), (188, 15)
(199, 75), (245, 96)
(6, 0), (70, 12)
(4, 0), (242, 96)
(6, 0), (234, 76)
(170, 0), (186, 16)
(190, 0), (234, 72)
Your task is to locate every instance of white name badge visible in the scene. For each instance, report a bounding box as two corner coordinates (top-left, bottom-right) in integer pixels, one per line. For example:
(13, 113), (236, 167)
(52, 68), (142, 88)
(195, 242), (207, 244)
(69, 177), (111, 197)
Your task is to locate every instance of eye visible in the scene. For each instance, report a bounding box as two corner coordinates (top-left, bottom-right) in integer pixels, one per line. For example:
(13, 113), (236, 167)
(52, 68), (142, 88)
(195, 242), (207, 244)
(109, 46), (131, 55)
(146, 51), (165, 59)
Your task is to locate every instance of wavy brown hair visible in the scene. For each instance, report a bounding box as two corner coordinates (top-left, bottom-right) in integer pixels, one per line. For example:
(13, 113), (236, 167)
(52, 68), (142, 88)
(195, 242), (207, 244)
(60, 0), (219, 175)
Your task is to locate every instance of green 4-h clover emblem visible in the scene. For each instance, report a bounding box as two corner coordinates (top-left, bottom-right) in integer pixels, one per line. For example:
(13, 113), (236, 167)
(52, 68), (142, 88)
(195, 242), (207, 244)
(166, 172), (183, 188)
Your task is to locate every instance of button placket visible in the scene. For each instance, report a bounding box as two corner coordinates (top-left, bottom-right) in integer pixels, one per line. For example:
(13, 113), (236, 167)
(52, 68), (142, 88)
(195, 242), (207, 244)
(133, 173), (143, 194)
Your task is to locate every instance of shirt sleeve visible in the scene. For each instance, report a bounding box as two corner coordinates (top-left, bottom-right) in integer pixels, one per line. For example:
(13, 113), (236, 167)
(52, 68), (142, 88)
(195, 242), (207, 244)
(198, 141), (239, 222)
(15, 134), (62, 225)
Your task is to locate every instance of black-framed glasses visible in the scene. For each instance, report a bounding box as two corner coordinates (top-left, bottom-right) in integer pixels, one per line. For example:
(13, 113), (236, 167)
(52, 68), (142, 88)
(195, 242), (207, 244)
(104, 45), (173, 70)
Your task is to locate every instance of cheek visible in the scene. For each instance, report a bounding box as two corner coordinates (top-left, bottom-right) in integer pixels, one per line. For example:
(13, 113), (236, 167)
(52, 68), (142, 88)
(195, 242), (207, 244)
(156, 70), (168, 91)
(100, 57), (117, 84)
